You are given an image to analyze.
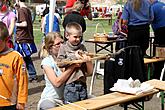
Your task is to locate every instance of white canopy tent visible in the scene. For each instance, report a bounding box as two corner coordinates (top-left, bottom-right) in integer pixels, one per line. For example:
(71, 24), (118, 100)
(49, 0), (56, 32)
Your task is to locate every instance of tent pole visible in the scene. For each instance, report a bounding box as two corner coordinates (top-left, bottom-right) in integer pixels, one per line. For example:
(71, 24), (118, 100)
(49, 0), (56, 32)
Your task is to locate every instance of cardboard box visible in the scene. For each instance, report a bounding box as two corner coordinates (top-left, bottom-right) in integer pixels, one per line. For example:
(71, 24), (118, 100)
(156, 47), (165, 58)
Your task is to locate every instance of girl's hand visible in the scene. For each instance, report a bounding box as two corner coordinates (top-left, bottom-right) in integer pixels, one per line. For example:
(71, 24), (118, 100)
(81, 54), (91, 62)
(16, 103), (25, 110)
(75, 50), (83, 59)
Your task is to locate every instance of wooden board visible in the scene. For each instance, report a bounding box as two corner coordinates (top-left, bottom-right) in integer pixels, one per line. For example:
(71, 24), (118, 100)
(146, 79), (165, 91)
(144, 58), (165, 64)
(57, 54), (108, 66)
(49, 89), (158, 110)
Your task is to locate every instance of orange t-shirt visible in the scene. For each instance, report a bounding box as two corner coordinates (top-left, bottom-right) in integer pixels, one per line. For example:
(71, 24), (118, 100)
(0, 49), (28, 106)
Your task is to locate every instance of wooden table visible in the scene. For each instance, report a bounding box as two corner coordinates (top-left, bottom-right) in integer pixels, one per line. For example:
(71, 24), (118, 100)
(144, 57), (165, 64)
(146, 79), (165, 110)
(85, 38), (126, 53)
(146, 79), (165, 90)
(144, 57), (165, 80)
(49, 89), (158, 110)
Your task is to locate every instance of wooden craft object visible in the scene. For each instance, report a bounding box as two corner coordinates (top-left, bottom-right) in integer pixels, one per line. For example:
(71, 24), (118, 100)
(56, 48), (126, 66)
(57, 53), (108, 66)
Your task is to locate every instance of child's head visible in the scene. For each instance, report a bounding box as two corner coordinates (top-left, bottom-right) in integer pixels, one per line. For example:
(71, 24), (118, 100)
(0, 21), (9, 52)
(43, 32), (63, 57)
(65, 22), (82, 46)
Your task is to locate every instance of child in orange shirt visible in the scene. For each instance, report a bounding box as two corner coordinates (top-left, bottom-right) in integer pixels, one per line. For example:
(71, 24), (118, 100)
(0, 21), (28, 110)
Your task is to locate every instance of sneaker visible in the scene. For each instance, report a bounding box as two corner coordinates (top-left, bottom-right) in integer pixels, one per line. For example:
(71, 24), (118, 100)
(29, 77), (38, 83)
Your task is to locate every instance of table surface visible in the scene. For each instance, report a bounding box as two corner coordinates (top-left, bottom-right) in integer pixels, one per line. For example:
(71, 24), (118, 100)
(146, 79), (165, 91)
(144, 57), (165, 64)
(85, 38), (126, 44)
(49, 89), (158, 110)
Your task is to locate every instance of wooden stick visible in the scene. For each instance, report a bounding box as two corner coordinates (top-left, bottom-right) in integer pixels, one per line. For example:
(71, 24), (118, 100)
(57, 54), (108, 66)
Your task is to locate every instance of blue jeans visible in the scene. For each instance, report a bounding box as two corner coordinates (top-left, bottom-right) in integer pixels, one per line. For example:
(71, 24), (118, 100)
(64, 81), (87, 104)
(24, 56), (37, 78)
(0, 105), (16, 110)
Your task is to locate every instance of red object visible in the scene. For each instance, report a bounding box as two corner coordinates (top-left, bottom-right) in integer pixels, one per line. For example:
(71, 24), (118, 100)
(65, 0), (90, 16)
(65, 0), (76, 8)
(1, 5), (7, 12)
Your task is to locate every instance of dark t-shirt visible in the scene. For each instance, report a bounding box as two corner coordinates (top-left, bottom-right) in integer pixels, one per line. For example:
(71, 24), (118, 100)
(16, 7), (34, 43)
(62, 11), (86, 33)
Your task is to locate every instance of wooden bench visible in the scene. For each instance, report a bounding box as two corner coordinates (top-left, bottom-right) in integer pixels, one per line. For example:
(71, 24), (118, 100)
(144, 57), (165, 80)
(144, 57), (165, 64)
(49, 89), (158, 110)
(146, 79), (165, 110)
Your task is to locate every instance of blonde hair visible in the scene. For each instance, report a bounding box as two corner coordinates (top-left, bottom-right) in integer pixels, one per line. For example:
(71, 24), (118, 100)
(65, 22), (82, 35)
(132, 0), (141, 11)
(38, 32), (63, 58)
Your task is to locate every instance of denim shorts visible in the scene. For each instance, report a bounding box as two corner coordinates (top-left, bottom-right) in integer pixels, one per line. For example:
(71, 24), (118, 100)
(64, 81), (87, 104)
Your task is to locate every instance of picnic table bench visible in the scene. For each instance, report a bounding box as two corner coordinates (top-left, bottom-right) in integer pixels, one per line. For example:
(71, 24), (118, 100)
(49, 88), (158, 110)
(48, 79), (165, 110)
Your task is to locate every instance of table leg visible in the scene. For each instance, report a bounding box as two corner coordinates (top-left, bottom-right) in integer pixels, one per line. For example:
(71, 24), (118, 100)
(142, 101), (144, 110)
(149, 37), (152, 57)
(124, 104), (128, 110)
(147, 64), (151, 80)
(161, 91), (164, 110)
(89, 60), (98, 95)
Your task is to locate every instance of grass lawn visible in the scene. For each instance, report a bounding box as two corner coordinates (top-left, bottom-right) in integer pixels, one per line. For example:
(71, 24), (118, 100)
(33, 15), (154, 45)
(33, 15), (114, 45)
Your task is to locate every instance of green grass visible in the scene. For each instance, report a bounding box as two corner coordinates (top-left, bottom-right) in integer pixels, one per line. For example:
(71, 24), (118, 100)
(33, 15), (114, 45)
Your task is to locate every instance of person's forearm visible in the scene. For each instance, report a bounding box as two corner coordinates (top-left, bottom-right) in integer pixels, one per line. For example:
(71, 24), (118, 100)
(16, 21), (27, 27)
(55, 65), (76, 87)
(9, 18), (15, 36)
(86, 61), (93, 76)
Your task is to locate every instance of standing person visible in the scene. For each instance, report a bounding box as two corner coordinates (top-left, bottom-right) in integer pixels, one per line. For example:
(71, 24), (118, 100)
(121, 0), (153, 57)
(41, 8), (61, 36)
(150, 0), (165, 79)
(0, 21), (28, 110)
(37, 32), (81, 110)
(14, 0), (38, 82)
(112, 12), (128, 51)
(150, 0), (165, 52)
(0, 0), (16, 48)
(65, 0), (92, 20)
(58, 22), (93, 103)
(63, 1), (86, 41)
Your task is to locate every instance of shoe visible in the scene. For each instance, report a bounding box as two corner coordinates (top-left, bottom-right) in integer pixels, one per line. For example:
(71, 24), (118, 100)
(29, 77), (38, 83)
(144, 54), (152, 58)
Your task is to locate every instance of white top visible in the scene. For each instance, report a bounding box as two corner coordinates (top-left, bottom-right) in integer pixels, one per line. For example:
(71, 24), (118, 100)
(39, 55), (64, 101)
